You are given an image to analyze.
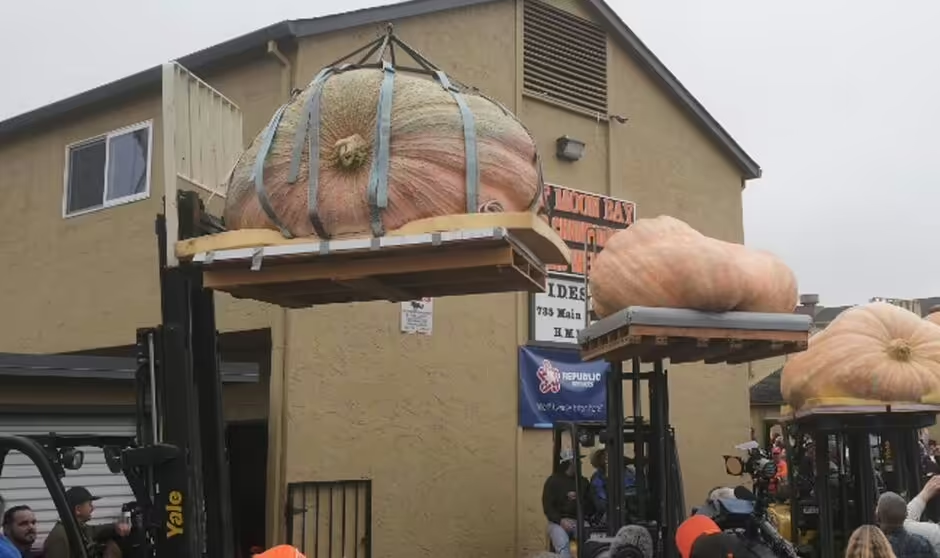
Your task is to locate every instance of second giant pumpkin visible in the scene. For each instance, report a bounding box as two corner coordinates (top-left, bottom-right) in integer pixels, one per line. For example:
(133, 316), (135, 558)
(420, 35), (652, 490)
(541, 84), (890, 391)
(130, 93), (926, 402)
(589, 215), (798, 316)
(224, 68), (542, 238)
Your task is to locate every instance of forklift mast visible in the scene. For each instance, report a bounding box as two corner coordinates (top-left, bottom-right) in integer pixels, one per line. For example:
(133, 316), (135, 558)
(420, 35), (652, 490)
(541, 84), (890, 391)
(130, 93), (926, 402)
(124, 191), (235, 558)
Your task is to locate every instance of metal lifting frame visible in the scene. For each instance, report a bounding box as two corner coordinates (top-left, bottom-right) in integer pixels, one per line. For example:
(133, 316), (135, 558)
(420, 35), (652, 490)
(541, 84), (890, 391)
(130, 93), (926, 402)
(602, 357), (678, 558)
(127, 190), (235, 558)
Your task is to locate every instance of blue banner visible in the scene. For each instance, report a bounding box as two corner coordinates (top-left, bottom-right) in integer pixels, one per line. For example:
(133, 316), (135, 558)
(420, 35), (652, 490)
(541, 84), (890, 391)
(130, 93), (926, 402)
(518, 345), (609, 428)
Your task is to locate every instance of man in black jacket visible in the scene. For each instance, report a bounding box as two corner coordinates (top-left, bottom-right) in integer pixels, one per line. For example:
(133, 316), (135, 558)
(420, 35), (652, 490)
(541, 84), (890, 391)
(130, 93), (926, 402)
(877, 491), (938, 558)
(543, 449), (593, 557)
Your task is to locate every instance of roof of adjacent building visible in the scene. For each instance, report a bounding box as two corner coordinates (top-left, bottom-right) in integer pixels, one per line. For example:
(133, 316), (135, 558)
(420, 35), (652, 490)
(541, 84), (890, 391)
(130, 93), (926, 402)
(0, 0), (762, 179)
(0, 352), (258, 382)
(750, 368), (783, 406)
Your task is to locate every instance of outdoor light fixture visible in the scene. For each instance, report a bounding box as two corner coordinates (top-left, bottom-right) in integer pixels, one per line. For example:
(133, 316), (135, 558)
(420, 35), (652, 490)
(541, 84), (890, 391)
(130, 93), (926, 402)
(556, 136), (586, 162)
(60, 447), (84, 470)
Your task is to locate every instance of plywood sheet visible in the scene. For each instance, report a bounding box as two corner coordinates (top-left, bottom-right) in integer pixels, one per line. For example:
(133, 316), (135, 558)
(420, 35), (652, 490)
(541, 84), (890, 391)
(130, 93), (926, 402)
(175, 211), (570, 266)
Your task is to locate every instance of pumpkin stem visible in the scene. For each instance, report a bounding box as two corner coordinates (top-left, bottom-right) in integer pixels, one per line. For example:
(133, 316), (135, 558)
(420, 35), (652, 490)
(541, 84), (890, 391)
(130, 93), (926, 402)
(333, 134), (370, 170)
(886, 339), (913, 362)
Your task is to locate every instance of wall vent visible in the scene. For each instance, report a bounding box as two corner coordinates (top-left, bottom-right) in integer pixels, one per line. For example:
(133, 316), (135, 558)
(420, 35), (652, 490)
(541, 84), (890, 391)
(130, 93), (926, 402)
(523, 0), (608, 115)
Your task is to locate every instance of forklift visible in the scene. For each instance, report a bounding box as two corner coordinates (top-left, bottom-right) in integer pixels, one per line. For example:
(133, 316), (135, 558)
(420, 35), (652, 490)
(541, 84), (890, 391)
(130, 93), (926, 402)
(0, 167), (571, 558)
(774, 403), (940, 558)
(551, 418), (685, 558)
(573, 305), (813, 558)
(0, 192), (245, 558)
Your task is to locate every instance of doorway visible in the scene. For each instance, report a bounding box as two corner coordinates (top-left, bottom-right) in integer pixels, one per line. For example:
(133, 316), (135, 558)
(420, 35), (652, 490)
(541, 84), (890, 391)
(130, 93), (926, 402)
(227, 420), (268, 557)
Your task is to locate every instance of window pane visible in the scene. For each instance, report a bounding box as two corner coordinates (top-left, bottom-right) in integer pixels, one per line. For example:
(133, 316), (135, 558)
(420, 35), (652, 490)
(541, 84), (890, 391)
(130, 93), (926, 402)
(66, 139), (107, 214)
(106, 127), (149, 201)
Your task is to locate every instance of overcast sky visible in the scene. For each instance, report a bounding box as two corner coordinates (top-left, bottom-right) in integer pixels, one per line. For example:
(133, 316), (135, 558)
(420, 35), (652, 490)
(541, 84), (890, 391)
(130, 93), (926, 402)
(1, 1), (936, 306)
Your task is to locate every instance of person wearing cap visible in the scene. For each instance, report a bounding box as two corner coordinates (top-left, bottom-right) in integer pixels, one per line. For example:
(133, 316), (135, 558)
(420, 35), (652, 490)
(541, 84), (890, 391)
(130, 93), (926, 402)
(43, 486), (130, 558)
(542, 448), (593, 557)
(0, 495), (23, 558)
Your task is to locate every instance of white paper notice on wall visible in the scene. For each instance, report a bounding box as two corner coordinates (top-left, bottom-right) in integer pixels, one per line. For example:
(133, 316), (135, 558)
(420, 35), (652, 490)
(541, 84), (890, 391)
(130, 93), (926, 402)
(400, 298), (434, 335)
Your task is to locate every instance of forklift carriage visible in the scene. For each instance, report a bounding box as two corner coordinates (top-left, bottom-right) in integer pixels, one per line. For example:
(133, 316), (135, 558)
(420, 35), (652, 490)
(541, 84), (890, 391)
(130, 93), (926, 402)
(573, 306), (812, 558)
(551, 419), (685, 558)
(776, 402), (940, 558)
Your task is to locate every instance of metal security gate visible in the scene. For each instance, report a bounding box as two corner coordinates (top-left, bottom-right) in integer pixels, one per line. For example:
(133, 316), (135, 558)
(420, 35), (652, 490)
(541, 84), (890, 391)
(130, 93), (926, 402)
(0, 414), (136, 546)
(286, 480), (372, 558)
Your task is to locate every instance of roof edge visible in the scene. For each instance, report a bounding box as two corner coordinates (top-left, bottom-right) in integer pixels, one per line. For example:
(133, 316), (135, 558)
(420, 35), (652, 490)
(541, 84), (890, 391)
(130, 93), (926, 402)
(0, 0), (761, 180)
(0, 21), (295, 144)
(584, 0), (761, 180)
(290, 0), (498, 36)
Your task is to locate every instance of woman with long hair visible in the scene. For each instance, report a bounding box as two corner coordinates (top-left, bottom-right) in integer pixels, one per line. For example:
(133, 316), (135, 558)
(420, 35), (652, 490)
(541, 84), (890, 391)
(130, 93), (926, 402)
(844, 525), (897, 558)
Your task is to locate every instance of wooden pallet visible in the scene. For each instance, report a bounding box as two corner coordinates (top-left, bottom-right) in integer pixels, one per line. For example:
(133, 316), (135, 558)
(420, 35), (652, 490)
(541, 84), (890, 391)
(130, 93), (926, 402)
(176, 212), (571, 308)
(580, 324), (808, 364)
(578, 307), (812, 364)
(782, 400), (940, 419)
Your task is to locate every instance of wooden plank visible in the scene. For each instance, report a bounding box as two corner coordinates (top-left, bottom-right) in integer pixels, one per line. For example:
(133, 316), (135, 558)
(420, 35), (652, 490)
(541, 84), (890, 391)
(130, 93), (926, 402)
(203, 246), (514, 290)
(174, 211), (571, 266)
(581, 334), (807, 365)
(391, 212), (569, 265)
(334, 277), (413, 302)
(627, 325), (807, 343)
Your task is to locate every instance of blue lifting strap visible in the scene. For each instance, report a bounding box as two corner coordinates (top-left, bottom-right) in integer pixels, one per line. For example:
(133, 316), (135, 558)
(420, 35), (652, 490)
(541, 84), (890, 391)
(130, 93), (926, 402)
(287, 67), (335, 239)
(251, 103), (293, 238)
(433, 70), (479, 214)
(366, 62), (396, 237)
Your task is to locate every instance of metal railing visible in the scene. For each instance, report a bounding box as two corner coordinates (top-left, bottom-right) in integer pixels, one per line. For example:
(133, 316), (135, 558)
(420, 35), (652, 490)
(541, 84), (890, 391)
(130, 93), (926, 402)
(286, 479), (372, 558)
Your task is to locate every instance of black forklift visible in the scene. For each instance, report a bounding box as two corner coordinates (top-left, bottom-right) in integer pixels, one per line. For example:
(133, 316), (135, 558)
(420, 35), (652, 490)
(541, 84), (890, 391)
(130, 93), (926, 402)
(0, 167), (569, 558)
(573, 306), (813, 558)
(0, 193), (251, 558)
(551, 418), (685, 558)
(777, 403), (940, 558)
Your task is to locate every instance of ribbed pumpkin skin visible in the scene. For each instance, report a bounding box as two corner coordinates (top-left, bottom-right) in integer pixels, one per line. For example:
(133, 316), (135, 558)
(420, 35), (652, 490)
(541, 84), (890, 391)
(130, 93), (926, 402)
(588, 215), (798, 316)
(224, 69), (541, 238)
(781, 302), (940, 409)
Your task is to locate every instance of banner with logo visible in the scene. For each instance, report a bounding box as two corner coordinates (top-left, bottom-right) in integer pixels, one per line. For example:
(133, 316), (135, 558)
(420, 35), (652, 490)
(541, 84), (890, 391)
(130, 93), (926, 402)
(518, 345), (609, 428)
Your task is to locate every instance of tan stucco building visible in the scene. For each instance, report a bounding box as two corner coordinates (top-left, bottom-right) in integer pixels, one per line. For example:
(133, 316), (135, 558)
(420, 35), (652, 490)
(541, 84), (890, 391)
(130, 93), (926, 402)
(0, 0), (764, 556)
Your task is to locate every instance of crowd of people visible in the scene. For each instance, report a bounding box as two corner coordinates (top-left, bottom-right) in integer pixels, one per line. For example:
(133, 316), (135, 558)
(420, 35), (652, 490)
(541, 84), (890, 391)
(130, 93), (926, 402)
(675, 475), (940, 558)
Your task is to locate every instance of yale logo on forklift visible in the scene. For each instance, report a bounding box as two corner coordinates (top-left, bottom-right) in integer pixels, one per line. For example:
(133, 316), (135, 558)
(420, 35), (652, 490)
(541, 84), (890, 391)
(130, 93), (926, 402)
(166, 490), (185, 538)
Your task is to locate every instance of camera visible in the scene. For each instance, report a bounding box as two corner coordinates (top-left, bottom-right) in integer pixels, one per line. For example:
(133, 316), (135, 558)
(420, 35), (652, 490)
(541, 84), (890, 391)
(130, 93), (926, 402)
(724, 441), (778, 485)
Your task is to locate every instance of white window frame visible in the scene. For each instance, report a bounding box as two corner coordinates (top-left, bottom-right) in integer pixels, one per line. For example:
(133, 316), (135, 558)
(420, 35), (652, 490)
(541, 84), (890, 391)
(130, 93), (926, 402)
(61, 119), (154, 218)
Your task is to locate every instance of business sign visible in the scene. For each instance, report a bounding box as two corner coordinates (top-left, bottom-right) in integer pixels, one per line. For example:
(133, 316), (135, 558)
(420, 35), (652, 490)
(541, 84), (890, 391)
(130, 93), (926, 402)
(518, 345), (609, 428)
(531, 184), (635, 343)
(541, 184), (636, 276)
(533, 274), (595, 344)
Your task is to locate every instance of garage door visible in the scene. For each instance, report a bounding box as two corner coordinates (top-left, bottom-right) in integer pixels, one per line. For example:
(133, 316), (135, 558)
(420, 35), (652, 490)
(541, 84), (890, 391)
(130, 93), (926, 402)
(0, 414), (137, 546)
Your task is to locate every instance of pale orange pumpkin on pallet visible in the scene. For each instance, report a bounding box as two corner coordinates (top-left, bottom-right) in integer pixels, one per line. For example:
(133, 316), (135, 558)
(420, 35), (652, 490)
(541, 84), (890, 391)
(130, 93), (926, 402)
(781, 302), (940, 410)
(588, 215), (798, 317)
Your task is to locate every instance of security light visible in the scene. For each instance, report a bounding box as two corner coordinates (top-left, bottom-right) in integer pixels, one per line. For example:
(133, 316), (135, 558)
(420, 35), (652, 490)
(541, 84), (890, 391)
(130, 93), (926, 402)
(60, 447), (84, 470)
(556, 136), (586, 162)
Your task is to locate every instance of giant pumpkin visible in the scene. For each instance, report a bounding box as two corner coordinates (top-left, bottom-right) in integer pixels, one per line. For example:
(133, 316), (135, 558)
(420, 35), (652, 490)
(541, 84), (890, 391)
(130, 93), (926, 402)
(781, 302), (940, 410)
(588, 215), (798, 316)
(224, 68), (542, 239)
(926, 305), (940, 326)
